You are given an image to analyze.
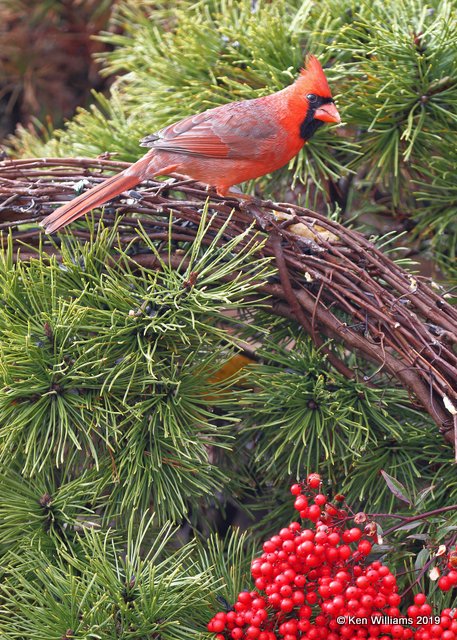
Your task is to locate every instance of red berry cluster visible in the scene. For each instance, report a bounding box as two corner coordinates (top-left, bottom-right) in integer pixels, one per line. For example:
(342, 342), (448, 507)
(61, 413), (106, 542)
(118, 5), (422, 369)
(207, 474), (457, 639)
(437, 571), (457, 593)
(435, 547), (457, 593)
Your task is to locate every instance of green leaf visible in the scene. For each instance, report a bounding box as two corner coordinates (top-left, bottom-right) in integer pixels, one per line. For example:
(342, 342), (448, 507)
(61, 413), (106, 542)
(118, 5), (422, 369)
(415, 547), (431, 573)
(381, 470), (413, 506)
(415, 485), (435, 508)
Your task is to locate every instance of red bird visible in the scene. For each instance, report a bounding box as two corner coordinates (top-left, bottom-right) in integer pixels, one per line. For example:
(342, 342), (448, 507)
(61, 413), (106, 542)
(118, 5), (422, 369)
(41, 56), (340, 233)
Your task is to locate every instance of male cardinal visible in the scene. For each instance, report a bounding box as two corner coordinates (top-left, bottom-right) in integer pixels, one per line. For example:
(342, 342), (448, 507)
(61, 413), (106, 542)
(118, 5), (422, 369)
(41, 55), (340, 233)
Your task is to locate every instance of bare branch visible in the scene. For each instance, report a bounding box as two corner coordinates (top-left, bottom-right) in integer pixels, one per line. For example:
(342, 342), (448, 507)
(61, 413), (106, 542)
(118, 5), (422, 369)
(1, 157), (455, 443)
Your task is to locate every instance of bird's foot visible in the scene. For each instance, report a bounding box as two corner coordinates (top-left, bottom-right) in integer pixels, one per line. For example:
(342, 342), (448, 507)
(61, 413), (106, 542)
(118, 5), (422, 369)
(252, 208), (277, 232)
(278, 214), (302, 229)
(151, 178), (177, 198)
(238, 198), (276, 231)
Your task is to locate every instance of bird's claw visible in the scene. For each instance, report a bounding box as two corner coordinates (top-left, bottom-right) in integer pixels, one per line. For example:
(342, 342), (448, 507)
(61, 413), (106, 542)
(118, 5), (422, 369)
(151, 178), (177, 198)
(238, 199), (253, 213)
(236, 198), (276, 231)
(255, 211), (277, 231)
(279, 214), (301, 229)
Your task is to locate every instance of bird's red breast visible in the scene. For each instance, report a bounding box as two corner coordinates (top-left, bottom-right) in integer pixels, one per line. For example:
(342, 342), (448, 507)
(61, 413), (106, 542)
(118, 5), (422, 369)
(139, 55), (340, 190)
(41, 55), (340, 233)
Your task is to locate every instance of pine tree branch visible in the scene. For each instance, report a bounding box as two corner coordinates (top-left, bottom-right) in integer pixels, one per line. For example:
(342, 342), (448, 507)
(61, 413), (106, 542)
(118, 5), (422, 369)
(0, 157), (456, 445)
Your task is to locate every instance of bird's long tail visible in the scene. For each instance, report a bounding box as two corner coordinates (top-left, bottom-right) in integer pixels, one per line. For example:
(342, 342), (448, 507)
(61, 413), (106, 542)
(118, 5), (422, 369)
(40, 154), (174, 234)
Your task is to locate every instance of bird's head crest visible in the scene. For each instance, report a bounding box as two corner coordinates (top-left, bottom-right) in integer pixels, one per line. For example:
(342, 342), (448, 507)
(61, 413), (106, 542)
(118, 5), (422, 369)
(298, 55), (332, 98)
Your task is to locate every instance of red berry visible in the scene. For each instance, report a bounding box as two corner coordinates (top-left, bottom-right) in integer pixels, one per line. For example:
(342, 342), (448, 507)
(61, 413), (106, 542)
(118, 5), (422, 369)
(358, 540), (372, 556)
(212, 619), (226, 633)
(307, 505), (321, 522)
(280, 598), (294, 612)
(339, 545), (351, 560)
(294, 495), (308, 511)
(439, 575), (452, 591)
(327, 532), (340, 546)
(329, 580), (344, 594)
(238, 591), (251, 604)
(292, 590), (305, 605)
(207, 475), (450, 640)
(260, 562), (273, 576)
(268, 593), (281, 607)
(307, 473), (321, 489)
(294, 575), (306, 588)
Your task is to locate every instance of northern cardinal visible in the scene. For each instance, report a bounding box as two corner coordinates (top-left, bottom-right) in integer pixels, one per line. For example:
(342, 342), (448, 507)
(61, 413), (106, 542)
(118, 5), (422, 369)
(41, 56), (340, 233)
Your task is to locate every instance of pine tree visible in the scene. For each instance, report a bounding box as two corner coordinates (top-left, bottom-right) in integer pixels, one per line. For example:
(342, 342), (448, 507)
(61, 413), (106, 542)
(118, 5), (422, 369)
(1, 1), (456, 637)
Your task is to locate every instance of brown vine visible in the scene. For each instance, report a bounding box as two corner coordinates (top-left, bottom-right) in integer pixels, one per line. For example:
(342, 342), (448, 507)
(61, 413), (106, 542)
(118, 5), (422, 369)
(0, 157), (456, 445)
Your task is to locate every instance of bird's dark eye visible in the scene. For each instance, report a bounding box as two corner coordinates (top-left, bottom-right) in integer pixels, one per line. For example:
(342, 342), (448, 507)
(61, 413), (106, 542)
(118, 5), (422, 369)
(307, 93), (317, 103)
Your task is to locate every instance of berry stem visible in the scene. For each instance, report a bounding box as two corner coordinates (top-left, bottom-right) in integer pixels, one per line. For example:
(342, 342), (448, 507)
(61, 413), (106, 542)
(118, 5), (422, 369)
(400, 555), (436, 599)
(376, 504), (457, 536)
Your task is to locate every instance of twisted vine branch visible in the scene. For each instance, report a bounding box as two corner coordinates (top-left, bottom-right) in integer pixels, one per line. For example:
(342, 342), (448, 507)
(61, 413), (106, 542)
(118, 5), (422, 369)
(0, 157), (456, 444)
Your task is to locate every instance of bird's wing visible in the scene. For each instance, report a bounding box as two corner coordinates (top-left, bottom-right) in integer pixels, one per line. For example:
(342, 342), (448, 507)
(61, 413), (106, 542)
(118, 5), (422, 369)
(140, 101), (277, 159)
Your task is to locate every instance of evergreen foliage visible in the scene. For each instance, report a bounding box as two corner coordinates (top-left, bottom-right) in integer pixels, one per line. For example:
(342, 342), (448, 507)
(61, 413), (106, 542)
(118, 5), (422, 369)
(0, 515), (220, 639)
(1, 0), (456, 636)
(0, 213), (273, 521)
(0, 214), (455, 635)
(8, 0), (457, 264)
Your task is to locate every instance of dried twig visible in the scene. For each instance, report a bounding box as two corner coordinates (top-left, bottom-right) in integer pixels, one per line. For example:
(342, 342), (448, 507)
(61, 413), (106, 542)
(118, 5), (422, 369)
(0, 157), (456, 444)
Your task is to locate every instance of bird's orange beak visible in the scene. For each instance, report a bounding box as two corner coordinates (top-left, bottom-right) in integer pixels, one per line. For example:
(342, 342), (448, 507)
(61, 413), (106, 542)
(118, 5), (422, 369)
(314, 102), (341, 124)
